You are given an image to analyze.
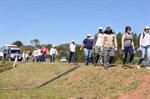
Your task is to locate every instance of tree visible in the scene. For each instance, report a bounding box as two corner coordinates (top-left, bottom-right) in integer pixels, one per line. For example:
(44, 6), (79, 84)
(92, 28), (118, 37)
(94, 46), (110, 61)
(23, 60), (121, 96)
(30, 39), (40, 47)
(12, 41), (23, 47)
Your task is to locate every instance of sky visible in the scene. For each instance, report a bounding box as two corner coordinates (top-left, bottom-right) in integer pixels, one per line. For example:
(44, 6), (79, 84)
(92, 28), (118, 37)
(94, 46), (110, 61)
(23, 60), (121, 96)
(0, 0), (150, 47)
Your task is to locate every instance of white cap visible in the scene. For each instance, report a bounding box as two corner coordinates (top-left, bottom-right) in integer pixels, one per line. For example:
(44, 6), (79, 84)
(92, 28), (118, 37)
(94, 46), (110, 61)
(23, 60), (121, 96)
(99, 27), (103, 29)
(87, 34), (92, 37)
(72, 40), (75, 42)
(144, 26), (150, 30)
(53, 45), (56, 47)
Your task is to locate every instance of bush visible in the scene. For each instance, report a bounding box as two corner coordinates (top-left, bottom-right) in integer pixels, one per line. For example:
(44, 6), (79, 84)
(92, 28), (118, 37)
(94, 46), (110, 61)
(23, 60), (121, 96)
(0, 60), (12, 73)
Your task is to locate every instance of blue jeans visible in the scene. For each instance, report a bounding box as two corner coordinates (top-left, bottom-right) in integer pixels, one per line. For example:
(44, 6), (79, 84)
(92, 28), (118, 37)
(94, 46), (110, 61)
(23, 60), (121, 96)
(84, 48), (92, 65)
(137, 46), (150, 66)
(68, 52), (76, 63)
(51, 54), (55, 62)
(123, 46), (134, 64)
(42, 54), (47, 62)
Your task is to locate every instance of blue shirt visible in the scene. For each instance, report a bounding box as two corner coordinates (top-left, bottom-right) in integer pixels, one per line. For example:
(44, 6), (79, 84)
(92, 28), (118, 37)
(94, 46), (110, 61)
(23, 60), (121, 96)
(83, 38), (93, 50)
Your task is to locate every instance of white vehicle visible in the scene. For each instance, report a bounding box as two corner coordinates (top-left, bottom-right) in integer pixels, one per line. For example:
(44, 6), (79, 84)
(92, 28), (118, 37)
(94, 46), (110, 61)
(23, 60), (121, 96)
(60, 56), (67, 62)
(0, 45), (22, 61)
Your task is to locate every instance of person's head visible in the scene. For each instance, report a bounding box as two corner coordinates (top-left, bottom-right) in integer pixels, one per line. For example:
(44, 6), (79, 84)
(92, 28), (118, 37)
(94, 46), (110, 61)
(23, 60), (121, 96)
(125, 26), (131, 33)
(44, 44), (46, 48)
(144, 26), (149, 33)
(72, 40), (75, 44)
(53, 45), (56, 48)
(87, 34), (92, 39)
(98, 27), (103, 33)
(104, 27), (113, 34)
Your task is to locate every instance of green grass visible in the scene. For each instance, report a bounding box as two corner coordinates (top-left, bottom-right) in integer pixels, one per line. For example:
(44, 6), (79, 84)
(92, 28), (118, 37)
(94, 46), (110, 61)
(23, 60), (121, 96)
(0, 62), (150, 99)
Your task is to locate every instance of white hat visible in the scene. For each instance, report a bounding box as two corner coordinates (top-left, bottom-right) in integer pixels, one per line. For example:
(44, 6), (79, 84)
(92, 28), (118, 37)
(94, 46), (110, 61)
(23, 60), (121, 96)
(144, 26), (150, 30)
(72, 40), (75, 42)
(87, 34), (92, 37)
(53, 45), (56, 47)
(99, 27), (103, 29)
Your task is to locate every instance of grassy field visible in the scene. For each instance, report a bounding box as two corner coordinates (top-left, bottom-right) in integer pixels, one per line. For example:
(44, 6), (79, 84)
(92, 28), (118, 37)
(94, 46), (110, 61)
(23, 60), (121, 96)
(0, 61), (150, 99)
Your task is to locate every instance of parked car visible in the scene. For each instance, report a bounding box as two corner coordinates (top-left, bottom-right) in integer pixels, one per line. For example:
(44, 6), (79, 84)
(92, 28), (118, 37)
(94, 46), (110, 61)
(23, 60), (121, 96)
(60, 56), (67, 62)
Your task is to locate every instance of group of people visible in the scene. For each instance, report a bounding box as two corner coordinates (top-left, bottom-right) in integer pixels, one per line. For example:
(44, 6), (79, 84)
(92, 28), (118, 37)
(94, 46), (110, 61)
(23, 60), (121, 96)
(17, 25), (150, 70)
(31, 44), (58, 62)
(68, 26), (150, 70)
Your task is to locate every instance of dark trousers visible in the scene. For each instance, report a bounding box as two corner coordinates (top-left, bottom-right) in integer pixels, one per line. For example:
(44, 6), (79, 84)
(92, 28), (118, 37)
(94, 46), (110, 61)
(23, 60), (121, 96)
(68, 52), (76, 63)
(123, 46), (134, 64)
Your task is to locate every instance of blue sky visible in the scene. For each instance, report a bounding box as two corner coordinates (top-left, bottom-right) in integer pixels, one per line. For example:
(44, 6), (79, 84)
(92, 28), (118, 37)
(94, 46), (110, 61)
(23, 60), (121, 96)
(0, 0), (150, 47)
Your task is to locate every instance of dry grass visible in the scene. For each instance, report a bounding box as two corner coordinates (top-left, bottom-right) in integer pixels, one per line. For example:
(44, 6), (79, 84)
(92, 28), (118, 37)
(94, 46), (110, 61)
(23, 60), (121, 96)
(0, 62), (150, 99)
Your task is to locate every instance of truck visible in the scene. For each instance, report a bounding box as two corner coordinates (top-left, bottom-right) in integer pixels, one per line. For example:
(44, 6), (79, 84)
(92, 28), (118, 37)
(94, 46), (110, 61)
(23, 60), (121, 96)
(0, 45), (22, 61)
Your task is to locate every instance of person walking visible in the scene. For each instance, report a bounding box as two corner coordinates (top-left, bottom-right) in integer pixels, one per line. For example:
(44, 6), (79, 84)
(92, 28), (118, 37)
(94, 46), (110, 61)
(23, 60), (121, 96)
(41, 44), (48, 62)
(68, 40), (77, 65)
(121, 26), (135, 69)
(92, 27), (104, 66)
(136, 26), (150, 69)
(13, 52), (19, 67)
(25, 51), (30, 62)
(37, 47), (42, 62)
(101, 27), (118, 70)
(50, 45), (58, 62)
(80, 34), (93, 65)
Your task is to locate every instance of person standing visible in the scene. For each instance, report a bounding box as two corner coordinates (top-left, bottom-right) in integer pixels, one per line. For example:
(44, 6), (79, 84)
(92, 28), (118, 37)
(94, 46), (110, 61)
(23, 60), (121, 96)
(50, 45), (58, 62)
(25, 51), (30, 62)
(92, 27), (104, 66)
(121, 26), (135, 69)
(68, 40), (77, 65)
(13, 52), (19, 67)
(32, 48), (38, 62)
(41, 44), (48, 62)
(101, 27), (118, 70)
(22, 51), (26, 62)
(37, 47), (42, 62)
(80, 34), (93, 65)
(136, 26), (150, 69)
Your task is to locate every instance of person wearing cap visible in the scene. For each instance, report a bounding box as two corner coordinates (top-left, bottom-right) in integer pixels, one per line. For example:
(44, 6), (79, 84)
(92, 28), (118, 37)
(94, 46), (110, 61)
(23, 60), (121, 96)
(136, 26), (150, 69)
(80, 34), (93, 65)
(101, 27), (118, 70)
(92, 26), (104, 66)
(68, 40), (77, 65)
(50, 45), (58, 62)
(121, 26), (135, 69)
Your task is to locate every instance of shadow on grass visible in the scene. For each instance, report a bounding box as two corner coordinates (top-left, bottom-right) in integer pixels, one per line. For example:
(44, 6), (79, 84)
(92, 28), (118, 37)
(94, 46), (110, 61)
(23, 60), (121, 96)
(0, 66), (80, 90)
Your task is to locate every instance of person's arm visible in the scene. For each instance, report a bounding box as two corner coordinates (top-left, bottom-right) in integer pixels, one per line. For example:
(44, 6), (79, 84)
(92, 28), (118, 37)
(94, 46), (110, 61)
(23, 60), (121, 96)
(80, 43), (84, 51)
(114, 35), (118, 51)
(132, 38), (135, 50)
(92, 34), (97, 48)
(121, 34), (125, 51)
(139, 33), (143, 51)
(100, 35), (104, 52)
(55, 49), (58, 55)
(69, 44), (72, 52)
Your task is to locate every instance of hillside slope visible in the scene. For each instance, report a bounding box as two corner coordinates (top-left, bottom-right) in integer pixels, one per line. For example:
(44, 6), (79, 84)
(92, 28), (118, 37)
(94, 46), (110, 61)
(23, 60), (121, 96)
(0, 62), (150, 99)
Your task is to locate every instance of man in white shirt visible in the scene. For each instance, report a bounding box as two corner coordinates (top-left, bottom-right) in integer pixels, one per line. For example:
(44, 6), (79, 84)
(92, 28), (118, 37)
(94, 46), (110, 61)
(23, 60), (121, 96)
(68, 40), (77, 65)
(92, 27), (104, 66)
(50, 45), (58, 62)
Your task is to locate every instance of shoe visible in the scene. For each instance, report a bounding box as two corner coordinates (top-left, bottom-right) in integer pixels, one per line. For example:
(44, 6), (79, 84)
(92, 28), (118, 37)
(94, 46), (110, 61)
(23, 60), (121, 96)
(146, 66), (150, 70)
(128, 63), (134, 68)
(122, 64), (127, 69)
(136, 64), (141, 69)
(104, 66), (108, 70)
(93, 62), (97, 66)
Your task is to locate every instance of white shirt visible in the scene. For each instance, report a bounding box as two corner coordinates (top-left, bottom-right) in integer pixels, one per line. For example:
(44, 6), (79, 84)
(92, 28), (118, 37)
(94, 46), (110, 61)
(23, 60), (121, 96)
(139, 32), (150, 47)
(37, 49), (42, 56)
(33, 50), (38, 57)
(95, 34), (103, 46)
(70, 43), (76, 52)
(26, 53), (29, 58)
(22, 52), (25, 58)
(50, 48), (58, 55)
